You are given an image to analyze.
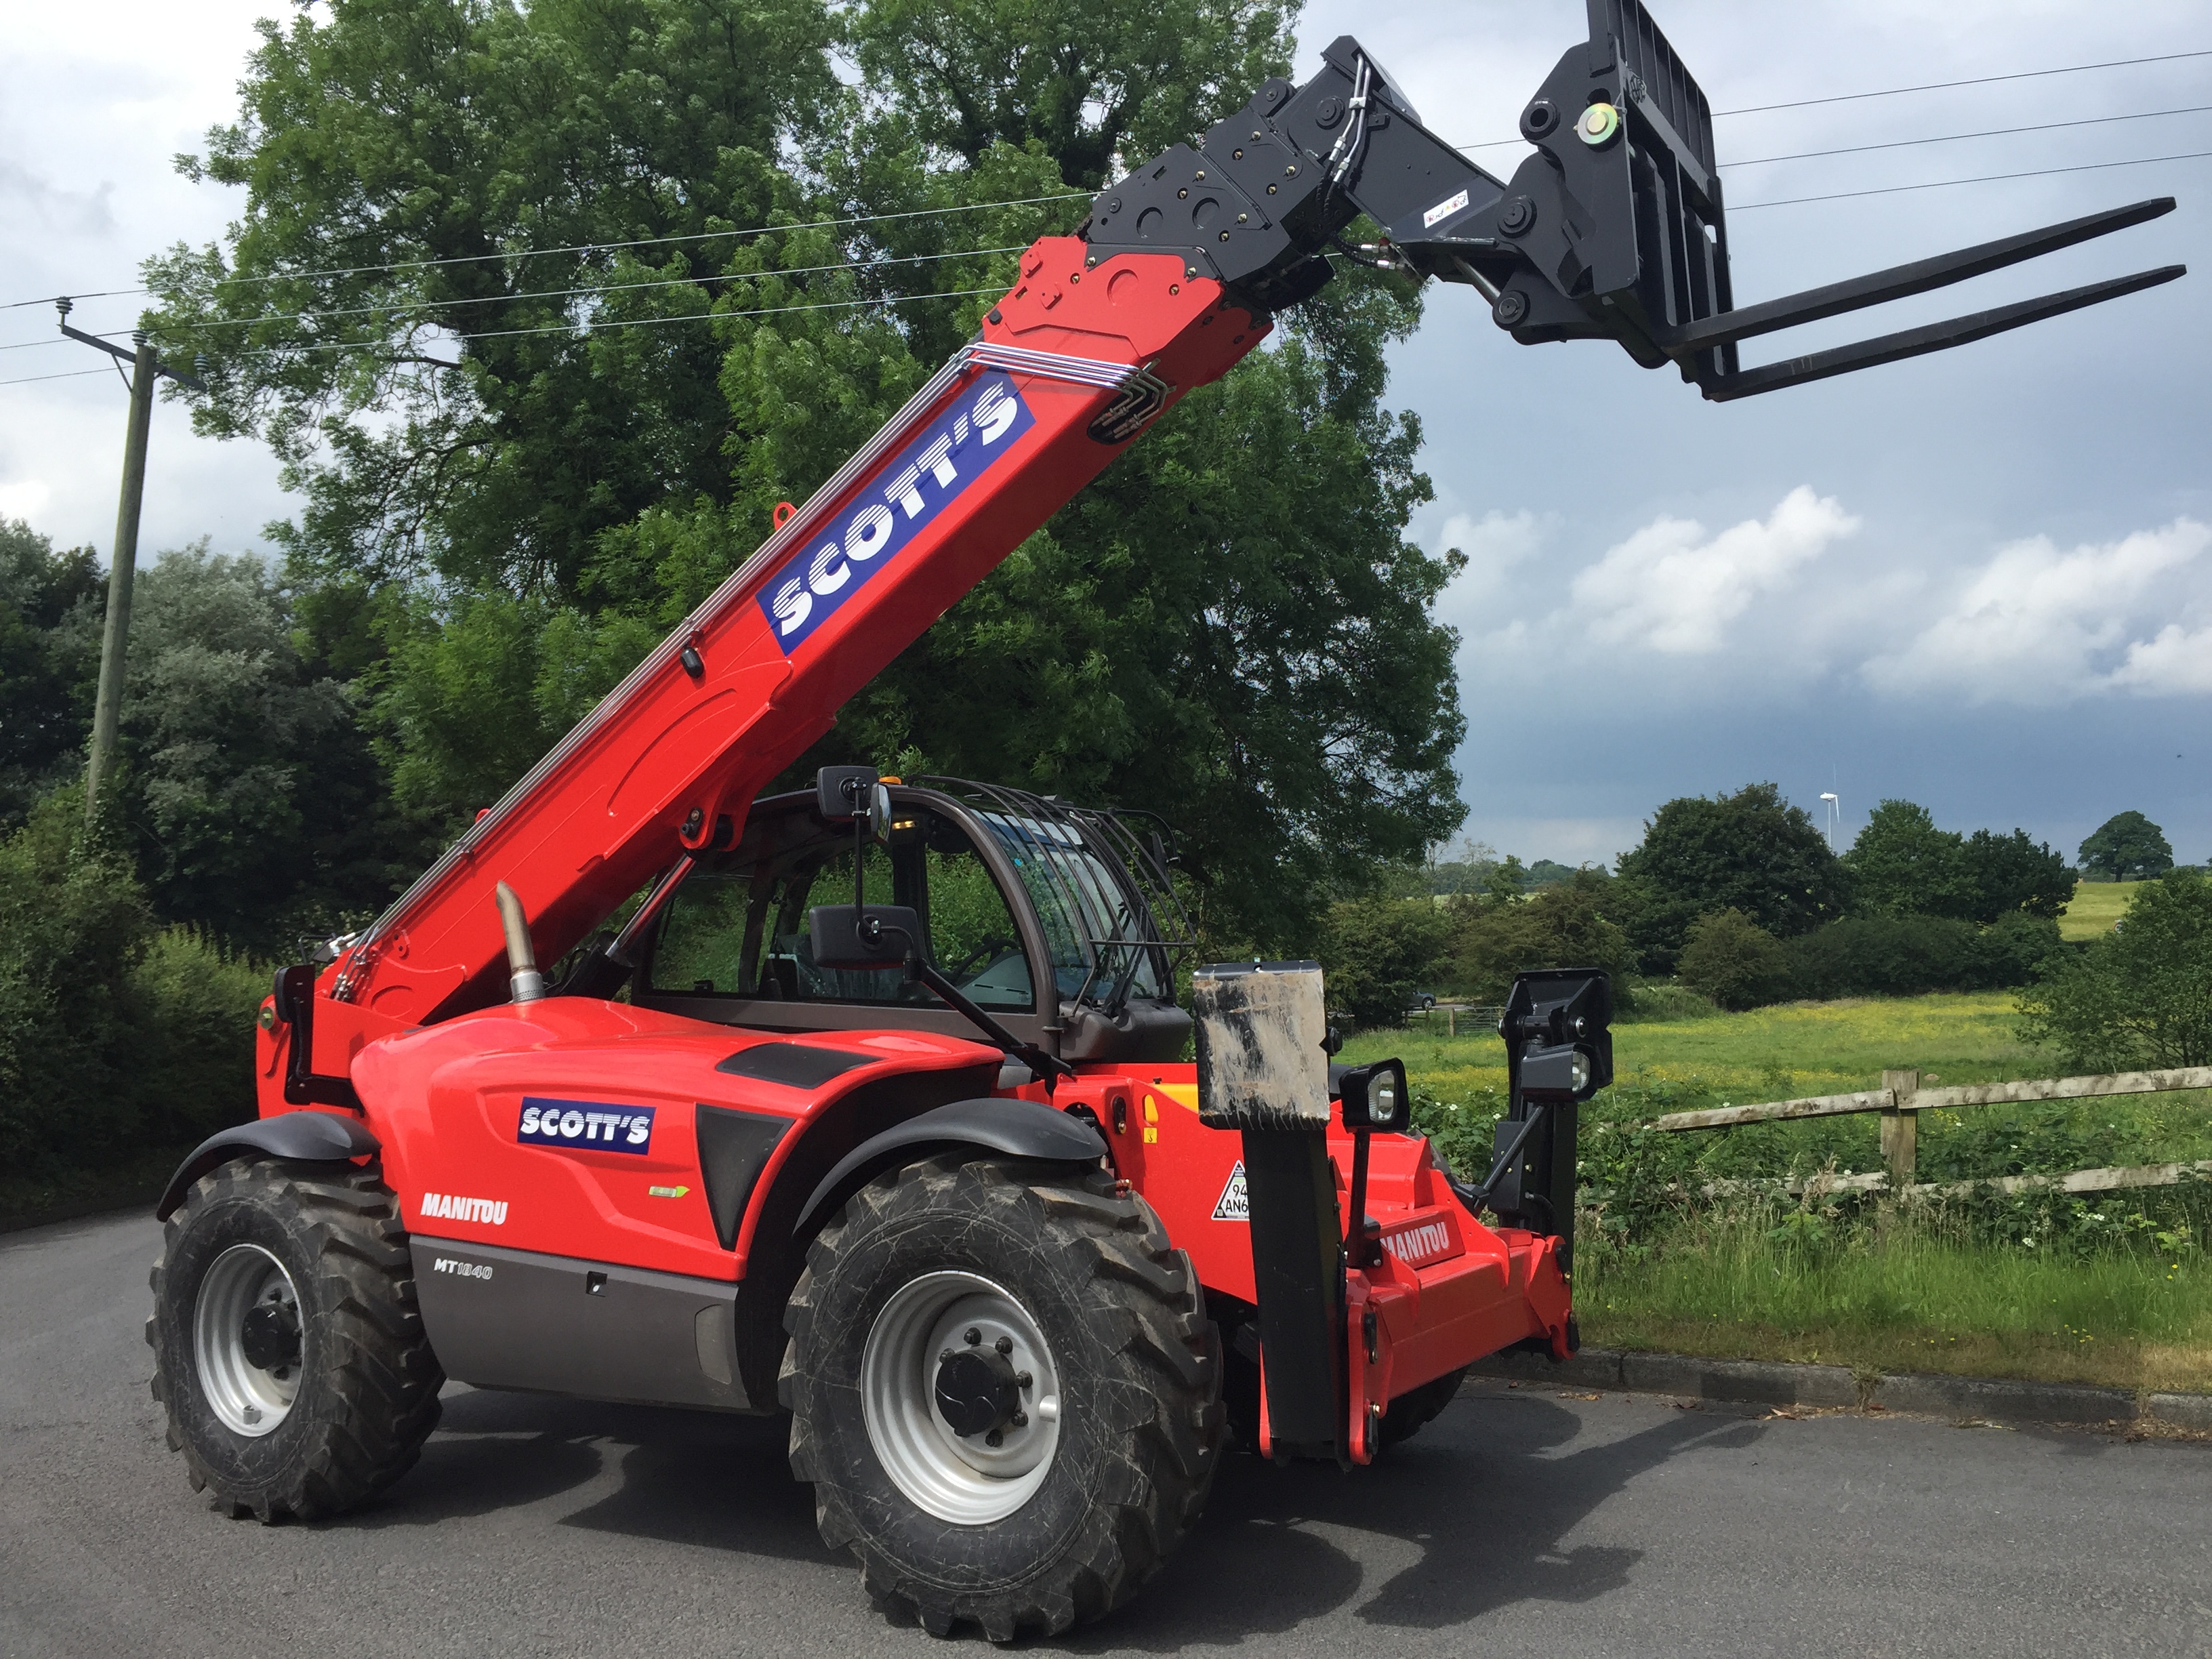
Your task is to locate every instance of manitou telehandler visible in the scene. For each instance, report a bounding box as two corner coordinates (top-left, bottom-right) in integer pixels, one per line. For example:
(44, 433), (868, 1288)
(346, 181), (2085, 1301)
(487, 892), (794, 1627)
(147, 0), (2180, 1637)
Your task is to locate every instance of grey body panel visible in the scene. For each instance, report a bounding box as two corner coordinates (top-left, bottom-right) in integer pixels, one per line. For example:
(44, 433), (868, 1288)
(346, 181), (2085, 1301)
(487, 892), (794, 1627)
(411, 1235), (762, 1414)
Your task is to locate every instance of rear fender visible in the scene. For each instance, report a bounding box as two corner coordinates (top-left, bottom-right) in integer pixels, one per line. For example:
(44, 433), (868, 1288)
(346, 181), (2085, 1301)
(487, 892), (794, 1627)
(155, 1110), (381, 1220)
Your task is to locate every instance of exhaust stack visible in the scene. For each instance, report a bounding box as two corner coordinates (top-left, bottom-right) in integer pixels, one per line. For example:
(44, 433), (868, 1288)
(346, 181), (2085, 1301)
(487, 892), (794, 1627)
(495, 881), (545, 1003)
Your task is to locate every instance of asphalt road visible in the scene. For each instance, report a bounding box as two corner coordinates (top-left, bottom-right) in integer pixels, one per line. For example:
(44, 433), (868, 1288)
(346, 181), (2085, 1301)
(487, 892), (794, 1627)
(5, 1212), (2209, 1659)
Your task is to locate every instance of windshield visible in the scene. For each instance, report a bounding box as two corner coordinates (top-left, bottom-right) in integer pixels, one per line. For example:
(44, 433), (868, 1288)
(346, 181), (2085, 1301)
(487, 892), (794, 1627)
(975, 811), (1170, 1005)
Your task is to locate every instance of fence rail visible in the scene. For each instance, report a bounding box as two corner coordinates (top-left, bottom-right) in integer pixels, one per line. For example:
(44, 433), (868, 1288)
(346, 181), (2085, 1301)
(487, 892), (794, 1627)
(1652, 1065), (2212, 1198)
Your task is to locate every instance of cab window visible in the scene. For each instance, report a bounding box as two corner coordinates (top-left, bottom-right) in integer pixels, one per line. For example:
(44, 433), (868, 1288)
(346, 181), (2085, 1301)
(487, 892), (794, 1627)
(647, 806), (1033, 1012)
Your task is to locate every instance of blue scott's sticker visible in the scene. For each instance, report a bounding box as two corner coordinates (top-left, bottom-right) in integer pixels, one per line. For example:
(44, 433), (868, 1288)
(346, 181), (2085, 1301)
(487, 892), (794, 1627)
(518, 1099), (656, 1155)
(756, 372), (1035, 655)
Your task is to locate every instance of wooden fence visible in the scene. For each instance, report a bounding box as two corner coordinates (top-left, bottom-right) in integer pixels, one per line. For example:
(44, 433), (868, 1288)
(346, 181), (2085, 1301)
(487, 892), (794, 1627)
(1650, 1065), (2212, 1199)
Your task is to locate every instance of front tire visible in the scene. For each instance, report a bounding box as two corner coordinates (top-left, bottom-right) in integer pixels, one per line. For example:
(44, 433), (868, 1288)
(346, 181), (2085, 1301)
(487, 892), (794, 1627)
(781, 1158), (1222, 1640)
(147, 1158), (443, 1521)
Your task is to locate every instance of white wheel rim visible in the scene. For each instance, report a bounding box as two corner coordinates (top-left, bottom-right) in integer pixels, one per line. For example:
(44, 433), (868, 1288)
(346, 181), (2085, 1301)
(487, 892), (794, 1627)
(861, 1270), (1063, 1525)
(193, 1243), (303, 1437)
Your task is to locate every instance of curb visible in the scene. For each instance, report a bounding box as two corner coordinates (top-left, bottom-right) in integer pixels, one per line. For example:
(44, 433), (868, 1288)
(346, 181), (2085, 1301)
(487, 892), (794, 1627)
(1472, 1346), (2211, 1431)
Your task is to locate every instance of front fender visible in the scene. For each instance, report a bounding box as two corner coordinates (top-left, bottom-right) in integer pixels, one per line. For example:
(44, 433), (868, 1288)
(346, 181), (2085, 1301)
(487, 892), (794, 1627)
(792, 1097), (1106, 1239)
(155, 1110), (381, 1221)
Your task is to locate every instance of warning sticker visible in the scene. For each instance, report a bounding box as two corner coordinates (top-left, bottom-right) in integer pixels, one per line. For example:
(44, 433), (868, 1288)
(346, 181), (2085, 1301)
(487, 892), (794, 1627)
(1422, 186), (1471, 229)
(1212, 1162), (1250, 1222)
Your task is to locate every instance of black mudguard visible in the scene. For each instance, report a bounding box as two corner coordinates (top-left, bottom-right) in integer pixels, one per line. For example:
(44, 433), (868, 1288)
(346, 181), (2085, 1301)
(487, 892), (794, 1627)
(155, 1110), (381, 1220)
(792, 1097), (1106, 1238)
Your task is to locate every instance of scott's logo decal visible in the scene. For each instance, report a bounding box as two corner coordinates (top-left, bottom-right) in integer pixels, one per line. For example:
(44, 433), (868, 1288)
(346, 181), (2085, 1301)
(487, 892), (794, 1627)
(756, 373), (1034, 655)
(422, 1193), (508, 1225)
(519, 1099), (656, 1156)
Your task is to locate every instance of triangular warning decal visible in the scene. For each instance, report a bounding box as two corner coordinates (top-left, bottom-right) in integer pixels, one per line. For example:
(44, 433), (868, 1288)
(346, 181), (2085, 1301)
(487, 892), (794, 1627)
(1212, 1161), (1249, 1222)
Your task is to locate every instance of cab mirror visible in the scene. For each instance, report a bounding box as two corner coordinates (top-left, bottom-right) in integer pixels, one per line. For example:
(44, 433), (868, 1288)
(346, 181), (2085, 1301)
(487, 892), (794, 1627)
(808, 903), (921, 971)
(815, 765), (879, 821)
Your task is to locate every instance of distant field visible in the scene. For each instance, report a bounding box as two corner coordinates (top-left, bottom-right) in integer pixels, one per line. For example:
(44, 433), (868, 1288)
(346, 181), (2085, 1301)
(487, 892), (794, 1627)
(2058, 880), (2139, 940)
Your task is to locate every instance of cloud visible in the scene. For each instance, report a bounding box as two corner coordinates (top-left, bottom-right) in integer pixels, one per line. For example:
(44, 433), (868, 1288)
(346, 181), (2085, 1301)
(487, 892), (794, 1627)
(1568, 487), (1858, 655)
(1430, 507), (1551, 626)
(0, 159), (116, 236)
(1860, 519), (2211, 703)
(0, 480), (54, 522)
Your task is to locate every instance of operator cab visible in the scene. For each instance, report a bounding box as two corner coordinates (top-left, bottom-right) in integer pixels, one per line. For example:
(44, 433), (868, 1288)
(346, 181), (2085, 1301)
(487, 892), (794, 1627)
(630, 778), (1193, 1065)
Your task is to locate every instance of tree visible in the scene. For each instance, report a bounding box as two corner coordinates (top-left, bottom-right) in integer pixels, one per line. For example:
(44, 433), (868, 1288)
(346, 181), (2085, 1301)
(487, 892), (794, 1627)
(1675, 909), (1792, 1011)
(1614, 783), (1847, 973)
(2020, 871), (2212, 1069)
(1844, 799), (1975, 919)
(1450, 869), (1633, 1002)
(148, 0), (1467, 946)
(2078, 811), (2173, 882)
(1961, 827), (2074, 920)
(114, 546), (411, 954)
(0, 520), (102, 826)
(1315, 893), (1452, 1030)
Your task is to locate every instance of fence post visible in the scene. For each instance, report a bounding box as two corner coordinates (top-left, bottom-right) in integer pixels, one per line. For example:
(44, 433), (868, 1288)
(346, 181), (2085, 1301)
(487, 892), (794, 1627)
(1880, 1069), (1919, 1191)
(1446, 1006), (1454, 1038)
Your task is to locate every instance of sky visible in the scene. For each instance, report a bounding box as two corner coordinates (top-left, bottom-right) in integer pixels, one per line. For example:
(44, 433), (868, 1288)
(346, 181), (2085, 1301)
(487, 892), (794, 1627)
(1, 0), (2207, 870)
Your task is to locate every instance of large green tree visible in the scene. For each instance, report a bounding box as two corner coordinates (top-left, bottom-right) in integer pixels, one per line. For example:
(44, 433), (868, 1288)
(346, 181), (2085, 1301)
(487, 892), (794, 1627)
(1843, 802), (2071, 922)
(147, 0), (1466, 945)
(0, 521), (102, 826)
(2020, 871), (2212, 1069)
(2079, 811), (2173, 882)
(1614, 783), (1847, 973)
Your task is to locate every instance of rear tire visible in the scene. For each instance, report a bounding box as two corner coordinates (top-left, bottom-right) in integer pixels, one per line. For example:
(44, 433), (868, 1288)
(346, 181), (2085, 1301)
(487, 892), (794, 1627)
(147, 1158), (443, 1521)
(781, 1158), (1222, 1640)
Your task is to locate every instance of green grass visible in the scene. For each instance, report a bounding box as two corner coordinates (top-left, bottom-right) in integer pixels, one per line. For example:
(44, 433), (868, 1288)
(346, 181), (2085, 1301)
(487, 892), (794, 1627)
(1346, 991), (2212, 1391)
(2059, 880), (2142, 941)
(1580, 1210), (2212, 1394)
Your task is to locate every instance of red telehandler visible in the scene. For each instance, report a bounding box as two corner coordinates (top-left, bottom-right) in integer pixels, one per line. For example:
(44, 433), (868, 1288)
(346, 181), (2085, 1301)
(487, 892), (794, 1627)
(147, 0), (2180, 1638)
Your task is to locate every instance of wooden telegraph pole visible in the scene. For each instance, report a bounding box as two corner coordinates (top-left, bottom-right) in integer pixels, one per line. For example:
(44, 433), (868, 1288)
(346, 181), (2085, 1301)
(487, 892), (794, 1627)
(55, 300), (205, 826)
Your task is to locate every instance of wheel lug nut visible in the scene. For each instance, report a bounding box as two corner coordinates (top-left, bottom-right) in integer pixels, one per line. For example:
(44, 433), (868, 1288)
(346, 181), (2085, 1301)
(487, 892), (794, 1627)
(1018, 1372), (1032, 1389)
(994, 1335), (1012, 1355)
(1010, 1411), (1027, 1428)
(939, 1348), (954, 1363)
(985, 1429), (1004, 1447)
(965, 1328), (982, 1345)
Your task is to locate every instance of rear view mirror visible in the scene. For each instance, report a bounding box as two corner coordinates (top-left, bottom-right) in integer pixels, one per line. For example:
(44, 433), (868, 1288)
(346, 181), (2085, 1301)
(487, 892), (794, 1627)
(815, 765), (879, 821)
(808, 903), (921, 971)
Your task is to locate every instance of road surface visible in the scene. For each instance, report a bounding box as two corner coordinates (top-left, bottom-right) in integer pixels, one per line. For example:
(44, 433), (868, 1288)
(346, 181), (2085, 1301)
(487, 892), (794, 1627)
(4, 1210), (2207, 1658)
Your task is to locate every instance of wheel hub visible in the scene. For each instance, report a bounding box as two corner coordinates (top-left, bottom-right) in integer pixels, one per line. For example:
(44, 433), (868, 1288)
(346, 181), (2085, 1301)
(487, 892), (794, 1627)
(862, 1270), (1063, 1525)
(239, 1300), (302, 1374)
(934, 1343), (1021, 1438)
(192, 1243), (304, 1437)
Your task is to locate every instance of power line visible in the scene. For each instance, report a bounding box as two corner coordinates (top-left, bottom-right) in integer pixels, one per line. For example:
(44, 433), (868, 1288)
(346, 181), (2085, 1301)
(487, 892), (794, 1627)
(1715, 47), (2212, 119)
(1729, 104), (2212, 167)
(0, 367), (112, 388)
(1732, 147), (2212, 211)
(0, 192), (1088, 312)
(1452, 46), (2212, 150)
(0, 245), (1029, 354)
(224, 284), (1006, 363)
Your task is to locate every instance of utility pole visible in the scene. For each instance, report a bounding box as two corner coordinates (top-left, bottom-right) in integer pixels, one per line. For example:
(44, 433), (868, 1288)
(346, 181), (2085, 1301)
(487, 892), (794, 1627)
(56, 299), (205, 827)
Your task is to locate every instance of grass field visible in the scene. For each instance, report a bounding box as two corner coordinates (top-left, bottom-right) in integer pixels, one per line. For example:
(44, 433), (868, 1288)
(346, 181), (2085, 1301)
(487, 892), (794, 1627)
(2058, 879), (2141, 940)
(1345, 991), (2212, 1392)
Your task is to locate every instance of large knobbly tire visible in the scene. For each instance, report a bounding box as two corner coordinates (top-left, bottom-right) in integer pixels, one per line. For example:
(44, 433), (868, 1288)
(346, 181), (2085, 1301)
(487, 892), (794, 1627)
(147, 1159), (443, 1521)
(781, 1158), (1223, 1641)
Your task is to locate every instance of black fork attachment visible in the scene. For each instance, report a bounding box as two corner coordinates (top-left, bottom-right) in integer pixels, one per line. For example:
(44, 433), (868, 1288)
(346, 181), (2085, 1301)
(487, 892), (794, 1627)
(1085, 0), (2182, 398)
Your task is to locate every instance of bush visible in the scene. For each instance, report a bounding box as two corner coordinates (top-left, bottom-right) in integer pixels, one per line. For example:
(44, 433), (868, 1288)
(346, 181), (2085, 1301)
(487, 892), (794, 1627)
(1449, 869), (1635, 1002)
(1676, 909), (1792, 1010)
(2020, 869), (2212, 1069)
(1316, 893), (1452, 1029)
(1785, 912), (2062, 1000)
(0, 792), (260, 1177)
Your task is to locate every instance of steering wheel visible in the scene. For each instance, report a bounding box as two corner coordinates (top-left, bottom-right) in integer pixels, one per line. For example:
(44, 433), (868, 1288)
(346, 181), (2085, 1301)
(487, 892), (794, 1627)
(947, 937), (1020, 981)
